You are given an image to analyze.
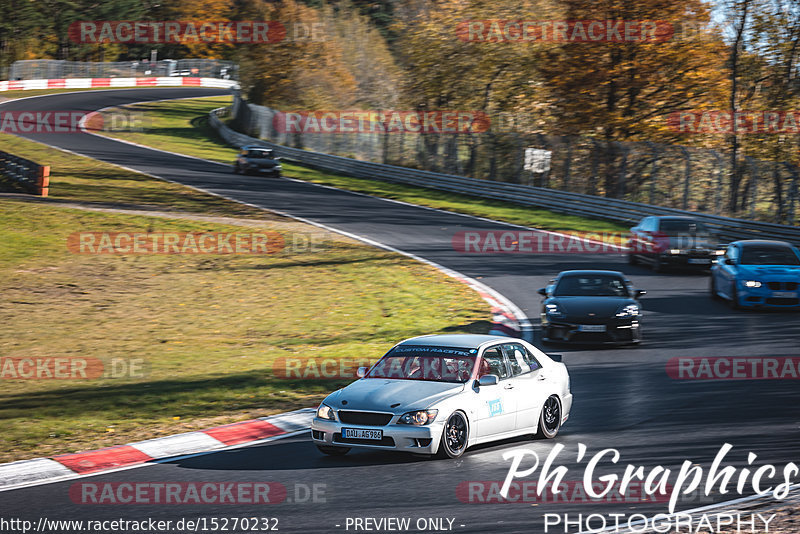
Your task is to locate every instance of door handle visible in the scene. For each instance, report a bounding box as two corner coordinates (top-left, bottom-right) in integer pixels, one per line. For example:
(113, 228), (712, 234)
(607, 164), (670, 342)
(537, 374), (547, 381)
(504, 384), (514, 390)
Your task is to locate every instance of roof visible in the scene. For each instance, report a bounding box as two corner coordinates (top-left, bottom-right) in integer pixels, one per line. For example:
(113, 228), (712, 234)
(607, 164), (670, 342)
(652, 215), (700, 220)
(398, 334), (512, 349)
(733, 240), (794, 248)
(556, 270), (625, 277)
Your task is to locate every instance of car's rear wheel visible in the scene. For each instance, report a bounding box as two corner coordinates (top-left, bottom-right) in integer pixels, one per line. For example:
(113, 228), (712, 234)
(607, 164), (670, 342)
(316, 445), (350, 456)
(437, 411), (468, 459)
(628, 252), (638, 265)
(538, 396), (561, 439)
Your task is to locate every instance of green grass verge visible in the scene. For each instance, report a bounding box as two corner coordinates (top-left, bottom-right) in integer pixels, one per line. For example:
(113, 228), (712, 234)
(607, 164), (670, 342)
(0, 198), (489, 462)
(102, 97), (630, 236)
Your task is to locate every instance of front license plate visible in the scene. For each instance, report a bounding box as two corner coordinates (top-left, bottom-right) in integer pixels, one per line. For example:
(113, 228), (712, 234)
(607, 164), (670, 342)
(578, 324), (606, 332)
(688, 258), (711, 264)
(342, 428), (383, 440)
(772, 291), (797, 298)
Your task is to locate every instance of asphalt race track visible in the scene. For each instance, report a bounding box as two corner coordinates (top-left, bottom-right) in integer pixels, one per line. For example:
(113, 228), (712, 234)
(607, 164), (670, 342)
(1, 89), (798, 533)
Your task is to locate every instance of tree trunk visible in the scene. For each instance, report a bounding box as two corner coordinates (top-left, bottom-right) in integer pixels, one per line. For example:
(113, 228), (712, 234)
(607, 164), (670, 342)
(728, 0), (751, 214)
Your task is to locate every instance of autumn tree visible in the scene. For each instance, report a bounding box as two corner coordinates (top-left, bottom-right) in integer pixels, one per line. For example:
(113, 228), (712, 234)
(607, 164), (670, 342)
(715, 0), (800, 216)
(236, 0), (402, 110)
(159, 0), (236, 59)
(0, 0), (46, 71)
(528, 0), (728, 196)
(393, 0), (561, 175)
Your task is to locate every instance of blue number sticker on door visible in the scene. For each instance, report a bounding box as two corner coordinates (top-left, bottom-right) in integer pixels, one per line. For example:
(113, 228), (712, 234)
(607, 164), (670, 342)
(487, 399), (503, 417)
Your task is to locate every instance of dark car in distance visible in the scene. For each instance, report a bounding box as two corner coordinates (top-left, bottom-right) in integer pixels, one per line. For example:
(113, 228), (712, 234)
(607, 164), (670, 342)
(628, 216), (721, 272)
(538, 270), (645, 345)
(233, 146), (282, 176)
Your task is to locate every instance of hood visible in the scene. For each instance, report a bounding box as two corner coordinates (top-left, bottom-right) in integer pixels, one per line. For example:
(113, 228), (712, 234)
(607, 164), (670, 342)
(325, 379), (465, 412)
(737, 264), (800, 279)
(552, 296), (635, 318)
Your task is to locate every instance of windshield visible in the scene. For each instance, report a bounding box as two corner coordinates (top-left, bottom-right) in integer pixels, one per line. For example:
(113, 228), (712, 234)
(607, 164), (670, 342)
(366, 345), (476, 383)
(658, 219), (709, 235)
(554, 274), (630, 297)
(739, 246), (800, 266)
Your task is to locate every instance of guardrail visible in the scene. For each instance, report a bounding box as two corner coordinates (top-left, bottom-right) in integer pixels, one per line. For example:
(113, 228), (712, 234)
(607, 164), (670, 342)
(0, 151), (50, 196)
(210, 107), (800, 247)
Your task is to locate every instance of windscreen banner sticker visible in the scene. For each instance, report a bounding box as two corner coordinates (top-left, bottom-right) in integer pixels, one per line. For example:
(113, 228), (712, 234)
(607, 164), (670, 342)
(392, 346), (472, 357)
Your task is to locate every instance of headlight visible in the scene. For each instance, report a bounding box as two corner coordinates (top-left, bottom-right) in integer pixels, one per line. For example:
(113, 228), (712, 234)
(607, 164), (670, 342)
(317, 404), (335, 421)
(714, 250), (725, 256)
(743, 280), (762, 288)
(274, 164), (282, 169)
(397, 410), (438, 425)
(669, 249), (682, 255)
(615, 304), (640, 318)
(545, 303), (565, 318)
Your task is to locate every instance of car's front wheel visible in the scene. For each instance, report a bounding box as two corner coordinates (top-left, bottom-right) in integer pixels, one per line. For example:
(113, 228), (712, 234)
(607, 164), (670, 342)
(629, 325), (642, 345)
(729, 285), (741, 310)
(538, 396), (561, 439)
(710, 274), (721, 300)
(437, 411), (469, 459)
(232, 163), (240, 174)
(316, 445), (350, 456)
(652, 255), (664, 273)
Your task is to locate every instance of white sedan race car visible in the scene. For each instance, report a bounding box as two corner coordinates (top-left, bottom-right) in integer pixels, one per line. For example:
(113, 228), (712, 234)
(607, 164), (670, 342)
(311, 334), (573, 459)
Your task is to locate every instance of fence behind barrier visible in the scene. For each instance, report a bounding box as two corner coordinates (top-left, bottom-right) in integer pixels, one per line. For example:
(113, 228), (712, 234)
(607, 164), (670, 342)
(209, 106), (800, 247)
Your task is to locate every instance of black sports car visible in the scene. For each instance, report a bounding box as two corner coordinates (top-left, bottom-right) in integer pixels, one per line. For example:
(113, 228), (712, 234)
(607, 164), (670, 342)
(538, 270), (646, 344)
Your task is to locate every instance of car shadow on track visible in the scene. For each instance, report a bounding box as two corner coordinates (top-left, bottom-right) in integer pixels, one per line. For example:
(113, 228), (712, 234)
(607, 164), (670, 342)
(165, 433), (549, 472)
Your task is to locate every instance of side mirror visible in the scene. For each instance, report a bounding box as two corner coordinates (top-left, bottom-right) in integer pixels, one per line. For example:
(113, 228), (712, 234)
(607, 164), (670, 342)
(537, 288), (547, 296)
(477, 375), (499, 387)
(548, 354), (563, 363)
(635, 289), (646, 299)
(356, 366), (368, 378)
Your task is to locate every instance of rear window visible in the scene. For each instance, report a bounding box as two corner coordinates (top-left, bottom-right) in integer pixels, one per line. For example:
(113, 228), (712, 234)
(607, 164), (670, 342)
(658, 219), (708, 235)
